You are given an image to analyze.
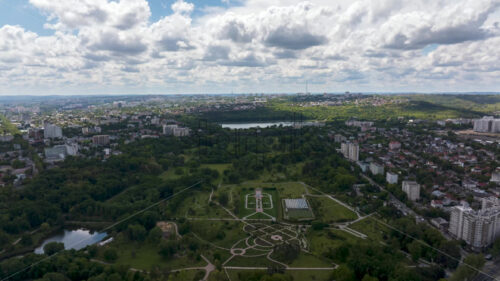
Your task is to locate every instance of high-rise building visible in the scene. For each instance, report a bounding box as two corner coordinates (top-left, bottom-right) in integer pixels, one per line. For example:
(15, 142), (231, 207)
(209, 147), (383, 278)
(386, 172), (398, 184)
(341, 142), (359, 161)
(44, 123), (63, 139)
(473, 117), (500, 133)
(449, 198), (500, 249)
(402, 181), (420, 201)
(92, 135), (110, 146)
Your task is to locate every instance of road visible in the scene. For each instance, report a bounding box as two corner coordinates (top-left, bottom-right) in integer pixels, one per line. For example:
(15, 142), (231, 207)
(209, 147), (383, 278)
(471, 259), (500, 281)
(360, 174), (426, 220)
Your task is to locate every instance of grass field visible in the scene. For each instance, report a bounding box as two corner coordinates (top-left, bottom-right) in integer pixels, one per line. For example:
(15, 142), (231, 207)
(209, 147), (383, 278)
(307, 228), (362, 258)
(191, 221), (247, 249)
(287, 252), (333, 268)
(307, 196), (357, 223)
(172, 191), (233, 218)
(275, 182), (307, 198)
(285, 208), (315, 220)
(107, 242), (205, 271)
(349, 217), (390, 242)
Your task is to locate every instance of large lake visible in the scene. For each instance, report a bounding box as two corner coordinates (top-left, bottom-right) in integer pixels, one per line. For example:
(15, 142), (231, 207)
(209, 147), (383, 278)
(35, 229), (107, 254)
(221, 122), (294, 129)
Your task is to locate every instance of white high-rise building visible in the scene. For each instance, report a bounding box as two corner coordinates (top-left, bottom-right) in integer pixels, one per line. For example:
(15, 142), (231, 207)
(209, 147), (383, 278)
(473, 117), (500, 133)
(386, 172), (398, 184)
(402, 181), (420, 201)
(44, 123), (63, 139)
(449, 198), (500, 249)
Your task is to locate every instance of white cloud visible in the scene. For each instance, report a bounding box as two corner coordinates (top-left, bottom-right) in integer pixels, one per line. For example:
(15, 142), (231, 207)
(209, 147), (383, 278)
(0, 0), (499, 94)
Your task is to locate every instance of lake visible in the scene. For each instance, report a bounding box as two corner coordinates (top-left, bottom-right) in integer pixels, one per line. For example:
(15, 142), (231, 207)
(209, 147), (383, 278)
(221, 122), (294, 129)
(34, 229), (107, 254)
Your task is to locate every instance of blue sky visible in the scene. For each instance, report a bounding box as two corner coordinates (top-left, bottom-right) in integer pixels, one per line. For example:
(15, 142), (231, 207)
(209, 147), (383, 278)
(0, 0), (498, 95)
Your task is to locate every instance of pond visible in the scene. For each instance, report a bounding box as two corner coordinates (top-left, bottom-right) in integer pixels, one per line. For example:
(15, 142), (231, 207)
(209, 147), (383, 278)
(34, 229), (107, 254)
(221, 122), (294, 129)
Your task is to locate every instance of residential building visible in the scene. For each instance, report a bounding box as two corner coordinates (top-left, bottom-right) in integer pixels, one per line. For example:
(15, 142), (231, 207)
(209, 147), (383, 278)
(402, 181), (420, 201)
(44, 123), (62, 139)
(491, 168), (500, 183)
(163, 124), (178, 135)
(173, 127), (190, 137)
(449, 199), (500, 249)
(389, 141), (401, 150)
(386, 172), (398, 184)
(44, 144), (77, 160)
(473, 117), (500, 133)
(341, 142), (359, 161)
(369, 162), (384, 175)
(92, 135), (110, 146)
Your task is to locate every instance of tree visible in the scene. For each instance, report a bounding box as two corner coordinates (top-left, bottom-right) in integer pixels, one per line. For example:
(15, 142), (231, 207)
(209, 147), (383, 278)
(147, 227), (163, 244)
(407, 240), (422, 262)
(450, 254), (485, 281)
(361, 274), (379, 281)
(38, 272), (70, 281)
(103, 248), (118, 262)
(43, 242), (64, 255)
(127, 224), (147, 241)
(158, 240), (177, 259)
(332, 265), (356, 281)
(219, 193), (228, 206)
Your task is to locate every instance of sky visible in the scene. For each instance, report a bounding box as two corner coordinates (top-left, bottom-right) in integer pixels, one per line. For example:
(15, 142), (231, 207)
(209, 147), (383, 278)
(0, 0), (499, 95)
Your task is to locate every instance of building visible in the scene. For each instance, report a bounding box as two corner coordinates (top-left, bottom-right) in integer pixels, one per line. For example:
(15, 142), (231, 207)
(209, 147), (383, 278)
(44, 123), (62, 139)
(369, 162), (384, 175)
(44, 144), (77, 160)
(284, 199), (309, 211)
(386, 172), (398, 184)
(341, 142), (359, 161)
(402, 181), (420, 201)
(173, 127), (190, 137)
(449, 199), (500, 249)
(92, 135), (110, 146)
(389, 141), (401, 150)
(334, 134), (346, 143)
(163, 124), (178, 135)
(473, 117), (500, 133)
(491, 168), (500, 183)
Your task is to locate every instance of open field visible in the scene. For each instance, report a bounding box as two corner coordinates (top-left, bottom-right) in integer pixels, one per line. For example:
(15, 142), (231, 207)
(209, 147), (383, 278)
(275, 182), (307, 198)
(349, 217), (390, 242)
(105, 242), (205, 271)
(307, 196), (357, 223)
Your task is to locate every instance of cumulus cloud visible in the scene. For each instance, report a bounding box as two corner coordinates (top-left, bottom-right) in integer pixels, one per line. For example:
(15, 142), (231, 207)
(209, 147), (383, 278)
(0, 0), (498, 94)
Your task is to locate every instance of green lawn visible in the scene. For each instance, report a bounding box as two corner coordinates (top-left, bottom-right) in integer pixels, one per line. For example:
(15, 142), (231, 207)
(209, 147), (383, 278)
(307, 229), (362, 258)
(106, 242), (204, 271)
(307, 196), (357, 223)
(191, 221), (247, 249)
(275, 182), (307, 198)
(226, 255), (277, 267)
(200, 163), (231, 177)
(288, 252), (333, 268)
(172, 191), (232, 218)
(349, 217), (390, 242)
